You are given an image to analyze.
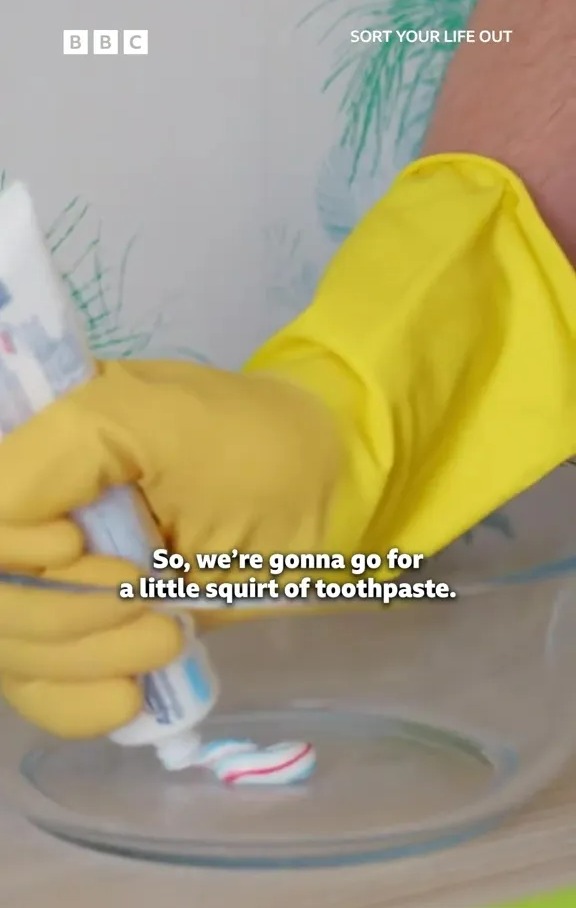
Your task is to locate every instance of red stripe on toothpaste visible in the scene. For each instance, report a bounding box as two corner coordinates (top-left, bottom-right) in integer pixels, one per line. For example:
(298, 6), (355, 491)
(222, 743), (315, 785)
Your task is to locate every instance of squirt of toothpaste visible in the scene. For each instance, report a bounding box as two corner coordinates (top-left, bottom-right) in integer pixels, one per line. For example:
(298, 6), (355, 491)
(0, 180), (316, 787)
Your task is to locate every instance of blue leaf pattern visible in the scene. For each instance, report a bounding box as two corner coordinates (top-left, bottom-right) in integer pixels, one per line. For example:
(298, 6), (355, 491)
(264, 223), (322, 314)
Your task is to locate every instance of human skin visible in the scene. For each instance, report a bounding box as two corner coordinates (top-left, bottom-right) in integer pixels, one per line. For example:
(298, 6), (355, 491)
(422, 0), (576, 266)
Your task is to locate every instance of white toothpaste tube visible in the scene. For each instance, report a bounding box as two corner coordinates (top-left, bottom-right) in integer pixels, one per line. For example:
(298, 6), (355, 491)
(0, 180), (218, 770)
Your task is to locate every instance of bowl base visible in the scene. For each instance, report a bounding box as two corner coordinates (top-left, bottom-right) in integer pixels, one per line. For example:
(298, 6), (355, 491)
(19, 704), (518, 867)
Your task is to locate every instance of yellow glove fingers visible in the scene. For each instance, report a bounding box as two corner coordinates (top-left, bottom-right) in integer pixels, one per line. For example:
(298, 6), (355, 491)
(0, 611), (184, 681)
(0, 585), (144, 642)
(43, 554), (141, 588)
(1, 675), (142, 739)
(0, 560), (145, 641)
(0, 520), (84, 569)
(0, 386), (138, 524)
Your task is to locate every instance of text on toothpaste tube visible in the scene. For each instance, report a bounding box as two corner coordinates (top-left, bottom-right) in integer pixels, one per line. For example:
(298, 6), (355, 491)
(116, 548), (457, 606)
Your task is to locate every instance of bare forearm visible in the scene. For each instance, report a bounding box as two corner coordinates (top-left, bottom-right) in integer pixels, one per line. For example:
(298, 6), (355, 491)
(422, 0), (576, 265)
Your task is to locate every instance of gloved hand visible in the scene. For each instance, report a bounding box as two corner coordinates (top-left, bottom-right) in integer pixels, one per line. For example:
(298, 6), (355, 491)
(0, 359), (345, 736)
(0, 539), (184, 737)
(0, 356), (344, 572)
(2, 152), (576, 740)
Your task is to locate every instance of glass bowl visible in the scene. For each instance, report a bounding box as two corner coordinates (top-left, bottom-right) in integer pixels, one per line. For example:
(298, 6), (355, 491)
(12, 464), (576, 868)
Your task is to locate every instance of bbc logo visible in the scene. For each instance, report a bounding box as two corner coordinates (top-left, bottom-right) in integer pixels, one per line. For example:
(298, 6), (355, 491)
(63, 29), (148, 55)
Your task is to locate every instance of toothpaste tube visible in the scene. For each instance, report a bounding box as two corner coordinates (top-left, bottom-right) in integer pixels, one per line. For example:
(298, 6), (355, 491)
(0, 180), (218, 769)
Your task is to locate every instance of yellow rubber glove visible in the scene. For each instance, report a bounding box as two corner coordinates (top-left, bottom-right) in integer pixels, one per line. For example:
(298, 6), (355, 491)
(1, 151), (576, 739)
(246, 153), (576, 560)
(0, 537), (184, 737)
(0, 364), (343, 736)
